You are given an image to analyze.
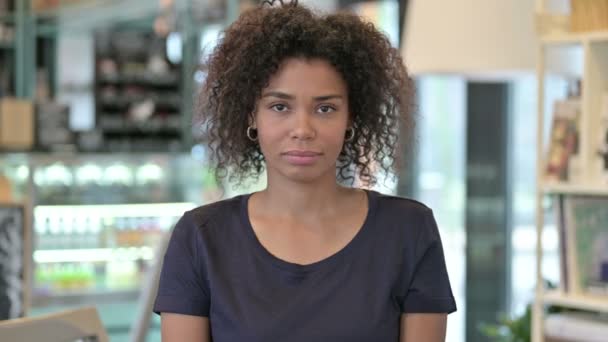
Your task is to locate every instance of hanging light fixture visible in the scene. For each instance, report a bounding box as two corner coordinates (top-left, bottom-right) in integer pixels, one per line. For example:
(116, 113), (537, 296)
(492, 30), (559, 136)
(402, 0), (538, 79)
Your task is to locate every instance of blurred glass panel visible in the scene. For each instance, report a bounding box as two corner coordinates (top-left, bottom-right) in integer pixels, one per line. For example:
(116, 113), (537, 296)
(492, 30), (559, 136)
(416, 76), (466, 342)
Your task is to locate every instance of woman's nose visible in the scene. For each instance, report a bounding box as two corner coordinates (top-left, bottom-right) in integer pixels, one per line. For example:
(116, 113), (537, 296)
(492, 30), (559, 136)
(290, 110), (316, 140)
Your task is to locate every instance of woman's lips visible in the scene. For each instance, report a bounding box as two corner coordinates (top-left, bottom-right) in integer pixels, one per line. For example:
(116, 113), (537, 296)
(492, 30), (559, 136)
(282, 150), (322, 166)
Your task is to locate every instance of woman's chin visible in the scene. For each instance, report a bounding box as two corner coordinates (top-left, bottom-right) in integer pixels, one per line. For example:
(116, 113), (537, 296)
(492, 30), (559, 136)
(277, 166), (331, 184)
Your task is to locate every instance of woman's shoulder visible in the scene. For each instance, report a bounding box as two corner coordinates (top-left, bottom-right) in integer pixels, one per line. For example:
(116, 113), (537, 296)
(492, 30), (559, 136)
(369, 191), (441, 258)
(371, 190), (433, 218)
(179, 194), (245, 233)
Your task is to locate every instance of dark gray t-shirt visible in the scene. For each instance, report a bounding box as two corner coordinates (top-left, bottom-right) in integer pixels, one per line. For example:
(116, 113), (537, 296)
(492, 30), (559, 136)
(154, 190), (456, 341)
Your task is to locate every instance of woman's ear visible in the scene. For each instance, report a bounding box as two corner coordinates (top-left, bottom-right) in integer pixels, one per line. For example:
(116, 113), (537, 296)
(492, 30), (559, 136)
(249, 104), (258, 127)
(248, 112), (256, 128)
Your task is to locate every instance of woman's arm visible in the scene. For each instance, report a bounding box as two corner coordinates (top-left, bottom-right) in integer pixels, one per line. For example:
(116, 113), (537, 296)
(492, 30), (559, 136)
(161, 313), (210, 342)
(399, 313), (447, 342)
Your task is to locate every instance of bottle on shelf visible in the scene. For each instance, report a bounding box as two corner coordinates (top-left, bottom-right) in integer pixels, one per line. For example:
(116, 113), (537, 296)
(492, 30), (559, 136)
(35, 217), (48, 250)
(89, 216), (102, 249)
(101, 216), (116, 248)
(48, 216), (61, 250)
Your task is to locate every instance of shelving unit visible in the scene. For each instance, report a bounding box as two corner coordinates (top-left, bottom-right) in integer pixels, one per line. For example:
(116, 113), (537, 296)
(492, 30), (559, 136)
(540, 31), (608, 45)
(542, 182), (608, 196)
(93, 27), (184, 152)
(0, 2), (240, 340)
(0, 2), (15, 97)
(542, 290), (608, 313)
(31, 288), (140, 307)
(1, 150), (224, 341)
(31, 201), (195, 306)
(1, 1), (55, 100)
(1, 0), (241, 154)
(533, 1), (608, 341)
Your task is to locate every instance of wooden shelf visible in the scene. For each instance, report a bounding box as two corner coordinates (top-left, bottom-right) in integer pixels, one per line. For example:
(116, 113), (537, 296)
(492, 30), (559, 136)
(534, 5), (608, 342)
(542, 182), (608, 196)
(33, 247), (156, 264)
(34, 202), (195, 218)
(541, 33), (585, 46)
(98, 75), (180, 88)
(541, 31), (608, 46)
(586, 31), (608, 43)
(32, 0), (158, 19)
(542, 291), (608, 313)
(32, 288), (140, 307)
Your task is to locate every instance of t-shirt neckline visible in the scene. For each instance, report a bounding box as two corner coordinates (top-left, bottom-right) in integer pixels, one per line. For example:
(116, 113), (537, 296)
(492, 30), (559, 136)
(239, 188), (378, 275)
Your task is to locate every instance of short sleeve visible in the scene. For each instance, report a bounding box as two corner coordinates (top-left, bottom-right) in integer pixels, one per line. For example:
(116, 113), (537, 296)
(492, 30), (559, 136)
(153, 211), (210, 316)
(401, 209), (457, 314)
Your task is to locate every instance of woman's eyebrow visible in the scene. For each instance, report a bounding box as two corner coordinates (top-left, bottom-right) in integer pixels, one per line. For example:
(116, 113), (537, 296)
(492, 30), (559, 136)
(261, 91), (294, 99)
(261, 91), (344, 101)
(313, 95), (343, 101)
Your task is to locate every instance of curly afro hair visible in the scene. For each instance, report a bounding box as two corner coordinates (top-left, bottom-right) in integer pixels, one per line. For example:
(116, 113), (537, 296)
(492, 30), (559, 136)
(198, 0), (415, 186)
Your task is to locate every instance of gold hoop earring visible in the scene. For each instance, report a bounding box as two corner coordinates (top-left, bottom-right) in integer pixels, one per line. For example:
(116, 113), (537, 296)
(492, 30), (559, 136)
(345, 128), (355, 142)
(247, 126), (258, 141)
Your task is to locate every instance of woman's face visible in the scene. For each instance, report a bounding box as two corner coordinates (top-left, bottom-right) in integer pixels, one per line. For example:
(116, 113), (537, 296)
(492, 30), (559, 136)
(253, 58), (350, 184)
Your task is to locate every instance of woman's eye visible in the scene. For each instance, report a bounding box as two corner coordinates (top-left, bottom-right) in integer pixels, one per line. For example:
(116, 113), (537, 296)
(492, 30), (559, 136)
(318, 105), (336, 114)
(271, 104), (288, 112)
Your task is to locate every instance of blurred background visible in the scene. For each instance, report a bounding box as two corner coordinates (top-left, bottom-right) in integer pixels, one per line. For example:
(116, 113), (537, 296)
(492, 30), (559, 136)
(1, 1), (607, 341)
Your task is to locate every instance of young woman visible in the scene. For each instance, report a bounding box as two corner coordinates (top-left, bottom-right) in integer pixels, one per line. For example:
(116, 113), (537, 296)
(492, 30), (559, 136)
(154, 1), (456, 341)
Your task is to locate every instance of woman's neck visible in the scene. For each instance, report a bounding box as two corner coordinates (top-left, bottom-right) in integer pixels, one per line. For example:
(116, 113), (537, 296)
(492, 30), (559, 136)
(254, 174), (350, 223)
